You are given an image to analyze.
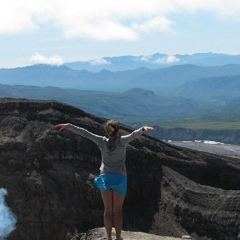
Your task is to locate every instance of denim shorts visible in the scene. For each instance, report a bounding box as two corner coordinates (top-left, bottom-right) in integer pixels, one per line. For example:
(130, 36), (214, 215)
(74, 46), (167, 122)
(94, 173), (127, 196)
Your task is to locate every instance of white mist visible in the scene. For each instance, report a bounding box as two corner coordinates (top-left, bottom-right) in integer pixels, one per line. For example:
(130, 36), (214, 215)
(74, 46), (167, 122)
(0, 188), (17, 239)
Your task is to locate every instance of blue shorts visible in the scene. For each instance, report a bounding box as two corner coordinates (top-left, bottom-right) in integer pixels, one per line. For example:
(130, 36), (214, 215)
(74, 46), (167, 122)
(94, 173), (127, 196)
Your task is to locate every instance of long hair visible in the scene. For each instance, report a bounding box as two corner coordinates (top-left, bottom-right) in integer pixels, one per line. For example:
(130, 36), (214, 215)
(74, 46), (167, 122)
(105, 119), (119, 136)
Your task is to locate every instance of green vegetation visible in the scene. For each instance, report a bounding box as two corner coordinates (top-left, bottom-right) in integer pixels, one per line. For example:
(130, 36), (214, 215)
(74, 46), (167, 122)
(1, 84), (240, 144)
(155, 120), (240, 130)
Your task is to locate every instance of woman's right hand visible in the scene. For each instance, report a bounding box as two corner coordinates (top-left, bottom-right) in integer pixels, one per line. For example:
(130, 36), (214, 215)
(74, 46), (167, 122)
(55, 123), (69, 132)
(143, 126), (156, 131)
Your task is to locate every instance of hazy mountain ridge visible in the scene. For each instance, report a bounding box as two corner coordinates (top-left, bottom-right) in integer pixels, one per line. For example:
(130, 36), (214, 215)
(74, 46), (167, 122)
(1, 63), (240, 93)
(0, 85), (200, 120)
(65, 52), (240, 72)
(176, 74), (240, 99)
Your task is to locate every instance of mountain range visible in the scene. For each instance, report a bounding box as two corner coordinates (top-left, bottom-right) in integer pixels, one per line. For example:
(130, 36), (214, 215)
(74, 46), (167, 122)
(64, 52), (240, 72)
(1, 62), (240, 94)
(0, 85), (200, 120)
(177, 74), (240, 99)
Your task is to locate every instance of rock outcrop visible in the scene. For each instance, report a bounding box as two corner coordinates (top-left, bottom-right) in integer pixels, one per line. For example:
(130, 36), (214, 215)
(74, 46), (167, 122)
(0, 98), (239, 240)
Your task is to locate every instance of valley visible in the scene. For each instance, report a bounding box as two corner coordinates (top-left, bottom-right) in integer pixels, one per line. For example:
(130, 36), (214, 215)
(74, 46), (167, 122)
(1, 84), (240, 145)
(1, 54), (240, 146)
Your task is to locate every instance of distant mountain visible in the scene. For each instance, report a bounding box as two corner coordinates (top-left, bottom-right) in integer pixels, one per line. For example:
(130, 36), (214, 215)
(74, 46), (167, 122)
(128, 64), (240, 91)
(65, 52), (240, 72)
(1, 63), (240, 93)
(1, 84), (240, 143)
(0, 64), (152, 91)
(0, 64), (83, 87)
(176, 75), (240, 99)
(0, 85), (200, 121)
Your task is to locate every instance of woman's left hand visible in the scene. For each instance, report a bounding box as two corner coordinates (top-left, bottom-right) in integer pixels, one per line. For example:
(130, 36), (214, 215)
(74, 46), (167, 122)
(55, 123), (69, 132)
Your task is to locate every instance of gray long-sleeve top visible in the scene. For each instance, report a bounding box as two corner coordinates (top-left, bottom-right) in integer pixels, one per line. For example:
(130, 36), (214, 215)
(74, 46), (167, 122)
(67, 123), (144, 174)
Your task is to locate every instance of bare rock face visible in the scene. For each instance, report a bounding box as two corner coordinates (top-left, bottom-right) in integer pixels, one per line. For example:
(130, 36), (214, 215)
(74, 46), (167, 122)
(0, 98), (239, 240)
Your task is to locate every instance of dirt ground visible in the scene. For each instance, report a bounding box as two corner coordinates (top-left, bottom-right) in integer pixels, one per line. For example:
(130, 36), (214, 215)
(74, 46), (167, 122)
(74, 227), (183, 240)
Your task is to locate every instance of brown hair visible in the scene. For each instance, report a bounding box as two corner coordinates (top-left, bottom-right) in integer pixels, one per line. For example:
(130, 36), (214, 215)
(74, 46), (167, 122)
(105, 119), (119, 136)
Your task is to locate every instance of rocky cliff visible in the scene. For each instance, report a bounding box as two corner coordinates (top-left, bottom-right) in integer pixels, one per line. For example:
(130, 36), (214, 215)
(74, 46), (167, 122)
(0, 98), (239, 240)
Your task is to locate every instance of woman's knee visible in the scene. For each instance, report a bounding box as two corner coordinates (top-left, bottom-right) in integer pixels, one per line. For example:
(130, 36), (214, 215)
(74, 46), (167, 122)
(113, 208), (122, 217)
(104, 209), (113, 218)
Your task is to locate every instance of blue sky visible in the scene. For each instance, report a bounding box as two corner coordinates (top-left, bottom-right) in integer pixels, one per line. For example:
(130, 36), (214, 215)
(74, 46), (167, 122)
(1, 0), (240, 68)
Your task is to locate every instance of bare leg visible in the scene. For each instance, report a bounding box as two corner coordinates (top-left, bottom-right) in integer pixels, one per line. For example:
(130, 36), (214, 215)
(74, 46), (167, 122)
(113, 191), (125, 239)
(101, 190), (113, 238)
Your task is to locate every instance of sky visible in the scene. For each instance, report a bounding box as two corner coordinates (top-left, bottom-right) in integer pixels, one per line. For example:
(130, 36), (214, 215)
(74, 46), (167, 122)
(1, 0), (240, 68)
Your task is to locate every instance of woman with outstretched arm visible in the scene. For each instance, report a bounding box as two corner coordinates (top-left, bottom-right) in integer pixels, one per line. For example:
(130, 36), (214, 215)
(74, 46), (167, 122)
(55, 120), (155, 240)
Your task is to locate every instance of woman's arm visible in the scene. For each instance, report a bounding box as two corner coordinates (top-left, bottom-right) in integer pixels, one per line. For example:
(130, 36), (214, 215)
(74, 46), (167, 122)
(121, 126), (156, 145)
(55, 123), (103, 146)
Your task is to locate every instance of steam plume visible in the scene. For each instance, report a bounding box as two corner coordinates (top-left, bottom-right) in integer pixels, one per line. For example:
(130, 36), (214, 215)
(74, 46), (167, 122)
(0, 188), (17, 239)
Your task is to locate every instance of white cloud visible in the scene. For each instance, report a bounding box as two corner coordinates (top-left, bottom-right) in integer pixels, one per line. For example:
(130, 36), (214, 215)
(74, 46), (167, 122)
(132, 16), (173, 33)
(155, 55), (180, 64)
(64, 19), (138, 40)
(0, 0), (240, 40)
(166, 55), (180, 63)
(29, 53), (64, 66)
(175, 0), (240, 17)
(139, 56), (152, 62)
(90, 58), (111, 65)
(138, 54), (179, 64)
(0, 1), (37, 34)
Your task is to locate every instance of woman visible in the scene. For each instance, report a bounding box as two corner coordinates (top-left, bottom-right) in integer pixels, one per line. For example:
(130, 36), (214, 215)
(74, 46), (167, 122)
(55, 120), (155, 240)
